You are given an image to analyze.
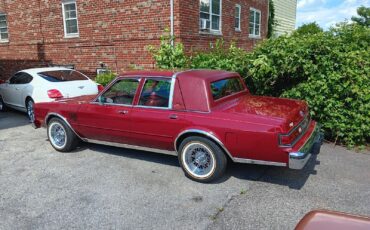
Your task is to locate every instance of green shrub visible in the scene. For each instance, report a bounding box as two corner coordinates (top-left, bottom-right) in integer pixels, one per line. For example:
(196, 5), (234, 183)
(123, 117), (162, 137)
(247, 23), (370, 146)
(294, 22), (323, 35)
(149, 23), (370, 147)
(147, 29), (188, 69)
(95, 70), (117, 86)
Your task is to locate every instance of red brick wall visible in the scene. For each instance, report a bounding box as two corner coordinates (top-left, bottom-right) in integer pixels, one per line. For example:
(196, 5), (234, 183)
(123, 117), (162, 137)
(178, 0), (269, 52)
(0, 0), (268, 80)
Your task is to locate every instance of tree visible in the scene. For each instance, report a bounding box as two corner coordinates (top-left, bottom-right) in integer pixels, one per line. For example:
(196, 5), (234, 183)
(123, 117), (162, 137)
(267, 0), (276, 38)
(294, 22), (323, 35)
(351, 6), (370, 27)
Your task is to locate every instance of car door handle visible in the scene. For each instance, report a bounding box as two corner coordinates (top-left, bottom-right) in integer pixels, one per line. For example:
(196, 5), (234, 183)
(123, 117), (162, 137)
(15, 87), (20, 90)
(118, 110), (129, 115)
(169, 114), (178, 119)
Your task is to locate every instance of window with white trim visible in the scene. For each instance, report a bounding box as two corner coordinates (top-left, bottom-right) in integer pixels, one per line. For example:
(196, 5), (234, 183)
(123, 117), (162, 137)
(199, 0), (221, 32)
(249, 8), (261, 37)
(0, 14), (9, 42)
(235, 4), (241, 31)
(62, 0), (79, 37)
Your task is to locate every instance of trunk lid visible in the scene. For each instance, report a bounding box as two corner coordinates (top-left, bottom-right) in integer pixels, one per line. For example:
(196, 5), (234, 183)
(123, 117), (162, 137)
(56, 94), (97, 105)
(217, 95), (308, 125)
(49, 80), (98, 98)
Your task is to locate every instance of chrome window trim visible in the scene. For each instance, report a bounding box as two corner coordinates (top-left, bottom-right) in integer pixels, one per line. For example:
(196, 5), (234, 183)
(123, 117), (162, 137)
(92, 77), (141, 103)
(137, 77), (173, 110)
(92, 78), (140, 106)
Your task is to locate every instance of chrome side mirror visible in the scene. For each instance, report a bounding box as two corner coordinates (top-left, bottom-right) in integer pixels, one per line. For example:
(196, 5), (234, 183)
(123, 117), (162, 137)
(97, 95), (105, 105)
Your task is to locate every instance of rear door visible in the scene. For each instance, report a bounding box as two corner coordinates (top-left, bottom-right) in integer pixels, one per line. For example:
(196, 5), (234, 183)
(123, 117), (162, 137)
(129, 78), (188, 151)
(75, 78), (140, 144)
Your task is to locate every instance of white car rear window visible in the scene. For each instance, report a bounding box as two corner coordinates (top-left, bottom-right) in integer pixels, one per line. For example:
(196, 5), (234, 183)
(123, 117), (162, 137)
(38, 70), (88, 82)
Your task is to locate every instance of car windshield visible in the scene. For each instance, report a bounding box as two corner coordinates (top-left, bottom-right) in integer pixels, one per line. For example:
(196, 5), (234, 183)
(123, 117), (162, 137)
(211, 77), (245, 100)
(38, 70), (88, 82)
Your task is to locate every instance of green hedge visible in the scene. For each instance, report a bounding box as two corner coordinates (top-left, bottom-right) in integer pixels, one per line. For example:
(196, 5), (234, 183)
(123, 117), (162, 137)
(95, 70), (116, 86)
(149, 24), (370, 147)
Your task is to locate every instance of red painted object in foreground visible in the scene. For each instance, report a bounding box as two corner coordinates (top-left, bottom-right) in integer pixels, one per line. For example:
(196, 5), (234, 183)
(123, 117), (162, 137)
(33, 70), (323, 182)
(295, 210), (370, 230)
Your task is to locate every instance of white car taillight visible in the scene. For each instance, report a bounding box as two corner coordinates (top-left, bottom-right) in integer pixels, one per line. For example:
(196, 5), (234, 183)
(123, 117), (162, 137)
(47, 89), (63, 99)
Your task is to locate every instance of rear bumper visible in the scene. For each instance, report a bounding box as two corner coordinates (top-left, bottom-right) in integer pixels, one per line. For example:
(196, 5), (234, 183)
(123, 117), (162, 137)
(289, 123), (324, 170)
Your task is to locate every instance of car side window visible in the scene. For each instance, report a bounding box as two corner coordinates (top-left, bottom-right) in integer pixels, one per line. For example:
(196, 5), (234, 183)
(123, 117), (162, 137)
(9, 73), (33, 84)
(99, 79), (139, 105)
(139, 79), (171, 108)
(9, 73), (22, 84)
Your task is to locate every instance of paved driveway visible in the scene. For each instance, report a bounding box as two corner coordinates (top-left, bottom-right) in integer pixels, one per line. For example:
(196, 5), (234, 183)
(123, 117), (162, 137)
(0, 111), (369, 229)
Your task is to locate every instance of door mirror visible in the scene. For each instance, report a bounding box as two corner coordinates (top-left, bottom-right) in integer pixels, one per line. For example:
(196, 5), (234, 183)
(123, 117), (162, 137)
(97, 95), (105, 105)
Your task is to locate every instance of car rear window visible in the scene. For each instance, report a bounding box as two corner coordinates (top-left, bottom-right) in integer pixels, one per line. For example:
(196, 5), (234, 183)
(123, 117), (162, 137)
(38, 70), (88, 82)
(211, 77), (245, 100)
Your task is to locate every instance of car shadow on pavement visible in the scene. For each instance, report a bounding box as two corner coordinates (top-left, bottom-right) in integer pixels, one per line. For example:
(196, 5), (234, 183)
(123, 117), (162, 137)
(75, 142), (319, 188)
(0, 110), (30, 130)
(78, 142), (180, 167)
(227, 154), (320, 190)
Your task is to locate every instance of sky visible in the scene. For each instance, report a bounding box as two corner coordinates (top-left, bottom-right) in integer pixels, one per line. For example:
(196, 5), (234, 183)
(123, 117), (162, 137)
(296, 0), (370, 29)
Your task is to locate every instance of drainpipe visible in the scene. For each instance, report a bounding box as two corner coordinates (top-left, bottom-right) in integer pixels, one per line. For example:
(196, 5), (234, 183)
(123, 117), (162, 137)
(170, 0), (174, 46)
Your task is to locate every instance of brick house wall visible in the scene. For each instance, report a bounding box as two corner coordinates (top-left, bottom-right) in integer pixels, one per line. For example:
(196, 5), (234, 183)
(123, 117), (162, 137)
(0, 0), (268, 80)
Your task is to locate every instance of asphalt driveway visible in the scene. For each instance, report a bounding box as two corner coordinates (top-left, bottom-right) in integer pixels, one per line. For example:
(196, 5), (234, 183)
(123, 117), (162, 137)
(0, 111), (369, 229)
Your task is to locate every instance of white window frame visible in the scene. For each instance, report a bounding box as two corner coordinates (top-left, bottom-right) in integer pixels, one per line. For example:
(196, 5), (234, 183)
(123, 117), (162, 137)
(62, 0), (79, 38)
(199, 0), (222, 34)
(249, 8), (261, 38)
(235, 4), (241, 31)
(0, 13), (9, 43)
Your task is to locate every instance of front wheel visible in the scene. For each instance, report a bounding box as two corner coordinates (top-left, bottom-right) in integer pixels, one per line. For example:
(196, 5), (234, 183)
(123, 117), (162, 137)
(47, 118), (79, 152)
(178, 136), (227, 183)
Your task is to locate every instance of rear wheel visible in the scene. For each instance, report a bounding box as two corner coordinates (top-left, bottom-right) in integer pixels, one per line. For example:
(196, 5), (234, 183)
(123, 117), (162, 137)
(26, 98), (35, 122)
(0, 96), (6, 112)
(47, 117), (79, 152)
(178, 136), (227, 183)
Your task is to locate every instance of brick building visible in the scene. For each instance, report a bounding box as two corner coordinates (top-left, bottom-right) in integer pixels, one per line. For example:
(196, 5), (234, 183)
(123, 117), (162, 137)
(0, 0), (268, 80)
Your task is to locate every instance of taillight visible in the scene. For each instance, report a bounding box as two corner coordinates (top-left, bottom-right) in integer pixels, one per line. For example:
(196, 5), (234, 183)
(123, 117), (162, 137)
(97, 84), (104, 92)
(47, 89), (63, 99)
(0, 80), (4, 84)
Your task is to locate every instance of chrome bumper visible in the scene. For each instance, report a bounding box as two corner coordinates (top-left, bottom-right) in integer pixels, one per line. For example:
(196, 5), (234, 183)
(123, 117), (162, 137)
(289, 124), (323, 170)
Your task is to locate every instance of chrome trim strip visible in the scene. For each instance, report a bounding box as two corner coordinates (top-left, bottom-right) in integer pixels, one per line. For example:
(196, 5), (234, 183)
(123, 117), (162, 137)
(84, 139), (177, 156)
(233, 157), (287, 167)
(289, 123), (321, 169)
(135, 77), (173, 110)
(168, 77), (176, 109)
(174, 129), (236, 162)
(45, 112), (86, 141)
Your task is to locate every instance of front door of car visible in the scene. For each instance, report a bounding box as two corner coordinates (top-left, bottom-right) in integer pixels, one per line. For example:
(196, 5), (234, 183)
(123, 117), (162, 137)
(2, 73), (28, 107)
(75, 78), (140, 144)
(129, 78), (188, 151)
(4, 72), (33, 108)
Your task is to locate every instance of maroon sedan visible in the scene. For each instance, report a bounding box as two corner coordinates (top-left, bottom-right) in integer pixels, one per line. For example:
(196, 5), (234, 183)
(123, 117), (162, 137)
(33, 70), (323, 182)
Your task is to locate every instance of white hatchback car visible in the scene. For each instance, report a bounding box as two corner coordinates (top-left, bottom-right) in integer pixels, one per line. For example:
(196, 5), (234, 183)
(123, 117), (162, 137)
(0, 67), (101, 122)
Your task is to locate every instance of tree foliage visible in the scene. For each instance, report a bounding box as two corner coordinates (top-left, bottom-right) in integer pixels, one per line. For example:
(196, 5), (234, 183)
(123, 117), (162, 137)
(294, 22), (323, 35)
(267, 0), (276, 38)
(147, 29), (188, 70)
(351, 6), (370, 27)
